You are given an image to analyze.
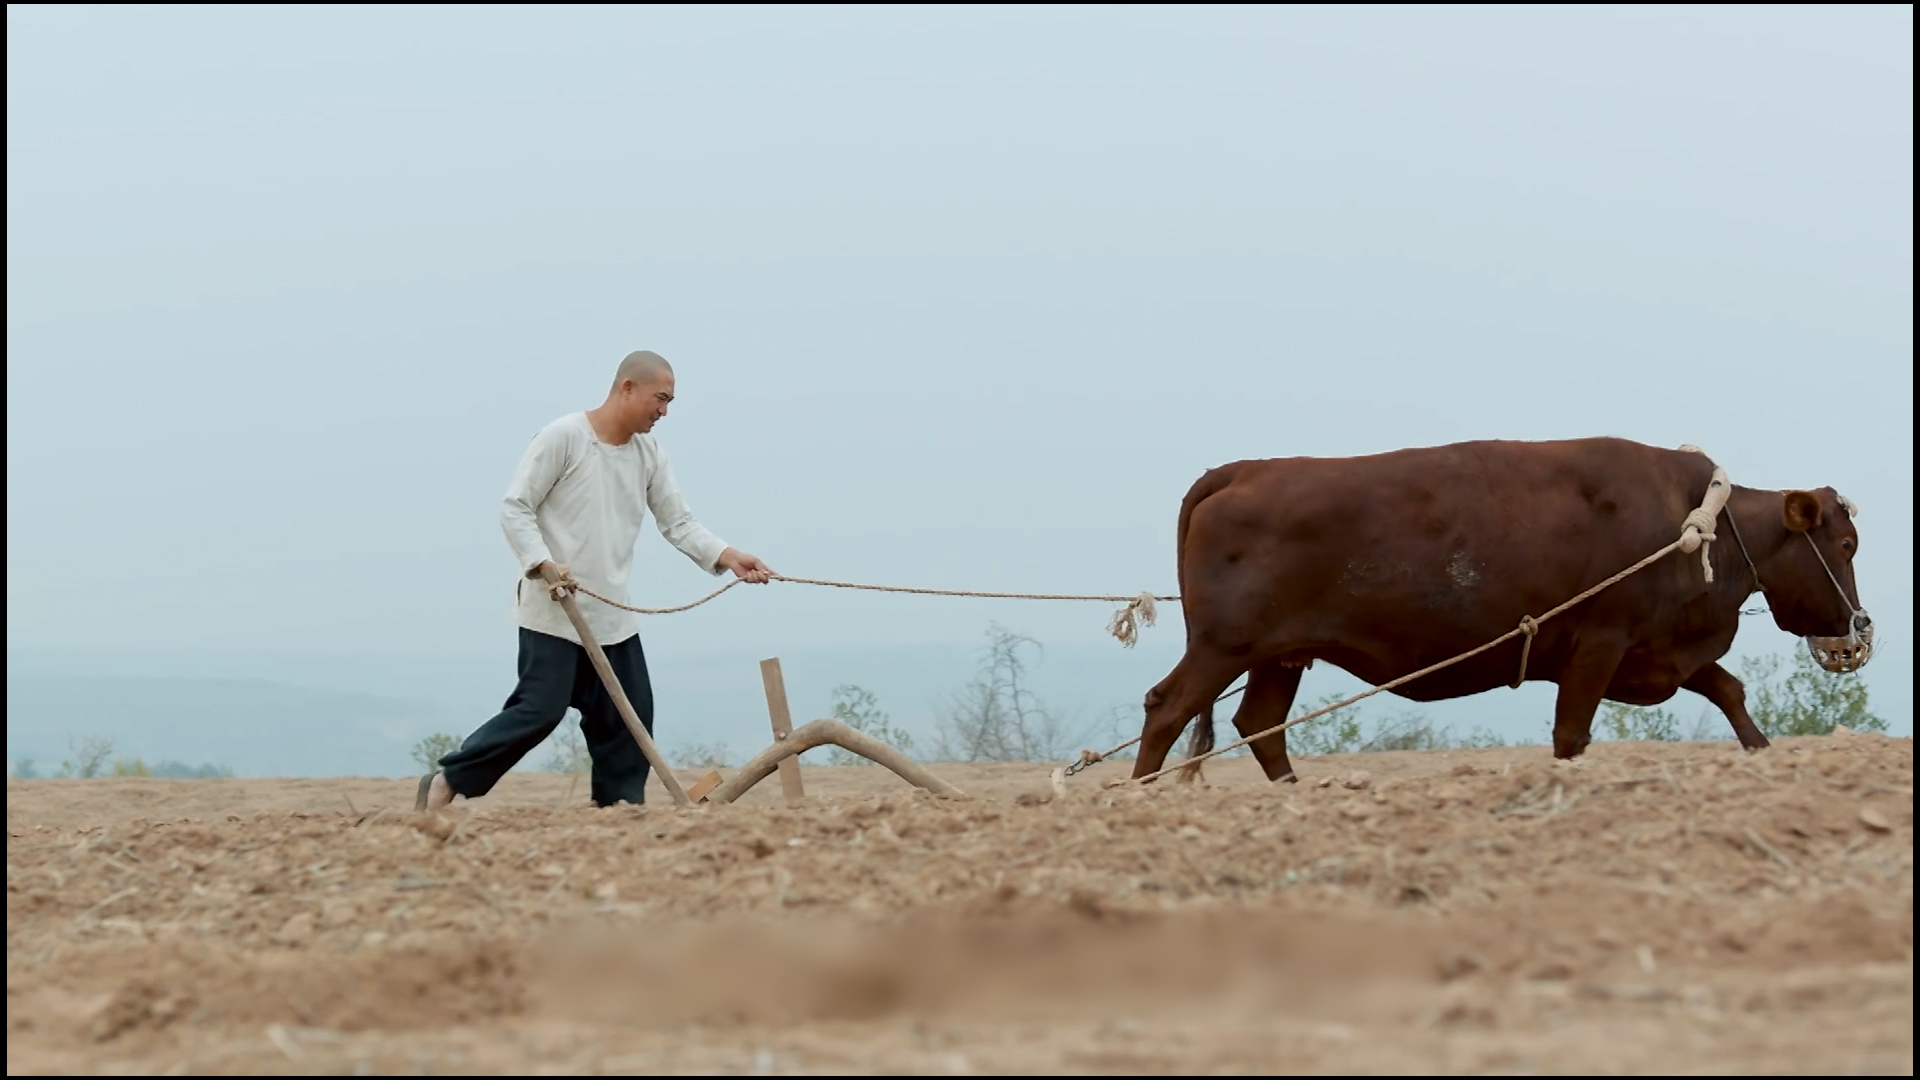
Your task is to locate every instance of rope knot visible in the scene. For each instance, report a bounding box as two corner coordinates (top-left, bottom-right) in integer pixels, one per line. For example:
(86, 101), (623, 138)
(1675, 465), (1731, 584)
(1107, 592), (1159, 648)
(1511, 615), (1540, 689)
(1679, 506), (1718, 554)
(1681, 503), (1728, 580)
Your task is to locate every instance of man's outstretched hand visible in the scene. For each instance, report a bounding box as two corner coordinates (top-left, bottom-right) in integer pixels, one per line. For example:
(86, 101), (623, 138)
(718, 548), (774, 584)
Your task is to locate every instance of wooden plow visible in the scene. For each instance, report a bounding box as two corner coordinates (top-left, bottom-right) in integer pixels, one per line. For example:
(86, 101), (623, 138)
(689, 657), (964, 805)
(539, 565), (959, 809)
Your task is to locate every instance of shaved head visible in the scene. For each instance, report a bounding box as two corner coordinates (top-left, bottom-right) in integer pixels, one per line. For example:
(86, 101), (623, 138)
(592, 350), (678, 439)
(615, 349), (673, 389)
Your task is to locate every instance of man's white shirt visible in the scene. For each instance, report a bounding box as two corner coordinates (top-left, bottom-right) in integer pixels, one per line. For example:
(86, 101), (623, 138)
(500, 412), (728, 645)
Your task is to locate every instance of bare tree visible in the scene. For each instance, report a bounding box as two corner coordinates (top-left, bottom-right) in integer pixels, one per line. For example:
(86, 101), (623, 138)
(1683, 705), (1733, 742)
(673, 741), (733, 769)
(540, 715), (591, 773)
(933, 624), (1083, 762)
(58, 734), (116, 779)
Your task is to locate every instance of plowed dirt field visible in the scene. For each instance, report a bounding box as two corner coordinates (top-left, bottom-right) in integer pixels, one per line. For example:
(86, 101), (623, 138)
(7, 735), (1911, 1074)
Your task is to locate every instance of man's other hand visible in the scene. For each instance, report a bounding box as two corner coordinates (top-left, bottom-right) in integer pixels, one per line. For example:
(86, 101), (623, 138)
(718, 548), (774, 584)
(529, 561), (579, 599)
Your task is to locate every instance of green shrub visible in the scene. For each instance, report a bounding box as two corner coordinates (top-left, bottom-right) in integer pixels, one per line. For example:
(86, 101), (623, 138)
(410, 733), (463, 773)
(149, 761), (234, 779)
(1597, 702), (1681, 742)
(826, 684), (917, 765)
(1284, 694), (1366, 755)
(1279, 695), (1515, 755)
(1741, 649), (1886, 736)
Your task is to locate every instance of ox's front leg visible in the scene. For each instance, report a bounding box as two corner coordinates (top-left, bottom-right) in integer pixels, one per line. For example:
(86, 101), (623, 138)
(1552, 639), (1629, 759)
(1681, 662), (1770, 751)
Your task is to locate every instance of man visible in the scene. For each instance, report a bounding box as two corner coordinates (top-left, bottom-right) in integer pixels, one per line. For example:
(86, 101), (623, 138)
(416, 350), (772, 811)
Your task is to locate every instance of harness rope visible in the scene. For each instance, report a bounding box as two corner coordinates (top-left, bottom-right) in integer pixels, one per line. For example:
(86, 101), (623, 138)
(1067, 461), (1754, 783)
(1117, 466), (1744, 786)
(567, 577), (1175, 645)
(551, 452), (1788, 783)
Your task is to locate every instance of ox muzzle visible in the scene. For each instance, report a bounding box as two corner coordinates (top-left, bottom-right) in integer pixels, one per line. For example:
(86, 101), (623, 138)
(1800, 528), (1873, 674)
(1806, 611), (1873, 674)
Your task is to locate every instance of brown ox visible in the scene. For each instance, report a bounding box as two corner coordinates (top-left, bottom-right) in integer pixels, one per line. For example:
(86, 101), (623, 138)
(1133, 437), (1874, 781)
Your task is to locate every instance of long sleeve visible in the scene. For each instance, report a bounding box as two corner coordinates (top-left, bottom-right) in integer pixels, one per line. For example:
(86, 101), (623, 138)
(645, 445), (730, 575)
(499, 425), (570, 573)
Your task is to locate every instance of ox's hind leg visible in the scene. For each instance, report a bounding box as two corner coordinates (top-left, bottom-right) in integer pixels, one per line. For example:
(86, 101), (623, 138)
(1552, 638), (1629, 759)
(1230, 658), (1307, 783)
(1682, 662), (1770, 751)
(1132, 650), (1246, 781)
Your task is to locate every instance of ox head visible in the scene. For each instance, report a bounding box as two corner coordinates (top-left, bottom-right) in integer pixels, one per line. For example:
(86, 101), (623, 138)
(1756, 487), (1873, 673)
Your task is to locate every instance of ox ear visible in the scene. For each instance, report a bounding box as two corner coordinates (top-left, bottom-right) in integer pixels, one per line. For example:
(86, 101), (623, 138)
(1782, 490), (1824, 534)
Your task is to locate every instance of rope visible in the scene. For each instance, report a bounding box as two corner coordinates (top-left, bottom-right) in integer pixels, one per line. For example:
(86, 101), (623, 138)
(539, 452), (1759, 782)
(1061, 679), (1252, 778)
(573, 570), (1768, 630)
(1675, 454), (1731, 583)
(1062, 595), (1775, 781)
(1511, 616), (1539, 689)
(573, 578), (742, 615)
(569, 576), (1176, 644)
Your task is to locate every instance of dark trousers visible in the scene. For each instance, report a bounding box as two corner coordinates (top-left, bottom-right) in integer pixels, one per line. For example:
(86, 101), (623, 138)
(440, 628), (655, 807)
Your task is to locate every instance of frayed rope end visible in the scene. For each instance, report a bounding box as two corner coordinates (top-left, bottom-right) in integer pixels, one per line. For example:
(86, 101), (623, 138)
(1107, 592), (1159, 648)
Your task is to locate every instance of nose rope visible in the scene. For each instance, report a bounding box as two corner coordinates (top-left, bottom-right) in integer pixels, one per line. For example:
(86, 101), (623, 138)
(1802, 533), (1866, 621)
(1722, 501), (1864, 624)
(1800, 533), (1871, 674)
(1721, 503), (1763, 593)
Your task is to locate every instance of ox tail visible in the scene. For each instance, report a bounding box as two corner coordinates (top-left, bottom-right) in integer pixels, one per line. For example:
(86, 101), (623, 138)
(1173, 465), (1237, 784)
(1177, 699), (1216, 784)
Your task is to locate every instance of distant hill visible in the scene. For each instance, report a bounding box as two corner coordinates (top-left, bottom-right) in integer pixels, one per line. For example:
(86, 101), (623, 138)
(4, 640), (1195, 778)
(5, 676), (452, 779)
(5, 637), (1725, 778)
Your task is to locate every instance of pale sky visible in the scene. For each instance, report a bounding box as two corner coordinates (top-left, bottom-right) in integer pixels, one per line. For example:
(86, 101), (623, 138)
(8, 6), (1913, 738)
